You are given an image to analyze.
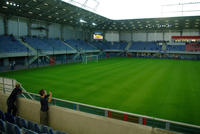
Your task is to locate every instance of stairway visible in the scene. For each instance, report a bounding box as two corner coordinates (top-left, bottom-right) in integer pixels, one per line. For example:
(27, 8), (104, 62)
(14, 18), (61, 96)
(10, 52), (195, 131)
(26, 56), (38, 66)
(162, 43), (167, 51)
(88, 42), (98, 49)
(125, 41), (132, 51)
(17, 38), (37, 54)
(62, 41), (77, 52)
(73, 52), (81, 61)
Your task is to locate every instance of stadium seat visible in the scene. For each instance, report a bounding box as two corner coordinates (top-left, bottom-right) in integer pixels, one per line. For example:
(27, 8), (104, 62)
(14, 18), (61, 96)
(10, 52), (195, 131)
(0, 108), (66, 134)
(27, 121), (35, 131)
(40, 124), (50, 134)
(27, 121), (41, 133)
(0, 119), (6, 132)
(16, 116), (28, 128)
(43, 38), (74, 52)
(55, 130), (67, 134)
(33, 123), (40, 133)
(166, 44), (185, 51)
(6, 122), (21, 134)
(22, 128), (38, 134)
(129, 41), (162, 51)
(49, 128), (55, 134)
(14, 125), (21, 134)
(5, 113), (15, 124)
(65, 40), (97, 51)
(0, 35), (29, 53)
(0, 110), (5, 121)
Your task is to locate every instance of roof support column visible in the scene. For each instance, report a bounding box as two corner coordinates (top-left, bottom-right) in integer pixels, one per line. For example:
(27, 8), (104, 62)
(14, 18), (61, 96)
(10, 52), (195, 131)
(119, 31), (121, 41)
(131, 31), (133, 42)
(146, 32), (148, 41)
(46, 23), (50, 38)
(3, 15), (8, 35)
(17, 17), (20, 37)
(162, 31), (165, 41)
(90, 30), (94, 41)
(61, 24), (64, 40)
(27, 19), (31, 36)
(198, 29), (200, 36)
(103, 30), (106, 41)
(180, 30), (183, 36)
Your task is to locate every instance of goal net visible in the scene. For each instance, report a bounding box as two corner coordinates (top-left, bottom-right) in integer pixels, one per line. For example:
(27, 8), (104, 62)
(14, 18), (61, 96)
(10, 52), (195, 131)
(82, 55), (98, 64)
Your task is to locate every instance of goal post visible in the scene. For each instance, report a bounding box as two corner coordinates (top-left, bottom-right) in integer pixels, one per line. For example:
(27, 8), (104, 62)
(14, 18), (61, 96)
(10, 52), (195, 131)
(82, 55), (99, 64)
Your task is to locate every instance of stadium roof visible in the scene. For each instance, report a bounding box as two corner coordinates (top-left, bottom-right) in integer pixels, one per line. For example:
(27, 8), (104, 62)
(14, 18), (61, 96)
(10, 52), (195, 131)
(0, 0), (200, 31)
(63, 0), (200, 20)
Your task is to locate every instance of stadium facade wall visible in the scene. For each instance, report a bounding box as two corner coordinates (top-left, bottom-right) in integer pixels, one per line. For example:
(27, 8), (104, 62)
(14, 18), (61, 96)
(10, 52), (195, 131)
(182, 29), (199, 36)
(119, 32), (132, 42)
(163, 31), (181, 41)
(105, 31), (120, 42)
(0, 14), (87, 40)
(107, 30), (200, 42)
(148, 32), (163, 41)
(31, 21), (47, 37)
(62, 25), (75, 40)
(8, 17), (28, 36)
(132, 32), (147, 41)
(0, 15), (4, 35)
(0, 91), (153, 134)
(48, 23), (61, 39)
(0, 13), (200, 42)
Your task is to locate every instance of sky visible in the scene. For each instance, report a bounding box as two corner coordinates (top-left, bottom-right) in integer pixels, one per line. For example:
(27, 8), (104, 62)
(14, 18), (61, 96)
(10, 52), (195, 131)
(62, 0), (200, 20)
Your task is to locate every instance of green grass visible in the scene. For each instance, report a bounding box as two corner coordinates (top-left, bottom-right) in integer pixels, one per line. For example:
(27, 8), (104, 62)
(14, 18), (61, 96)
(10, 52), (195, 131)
(1, 57), (200, 125)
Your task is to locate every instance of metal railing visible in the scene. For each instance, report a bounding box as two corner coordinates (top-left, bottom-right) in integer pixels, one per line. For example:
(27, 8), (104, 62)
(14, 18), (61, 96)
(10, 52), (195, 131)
(1, 77), (200, 134)
(0, 77), (33, 100)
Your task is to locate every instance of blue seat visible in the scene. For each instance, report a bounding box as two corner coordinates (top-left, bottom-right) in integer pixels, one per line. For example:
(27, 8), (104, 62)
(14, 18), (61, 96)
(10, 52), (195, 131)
(0, 35), (29, 53)
(6, 122), (13, 134)
(0, 110), (5, 121)
(27, 121), (34, 130)
(49, 128), (55, 134)
(14, 125), (21, 134)
(28, 121), (40, 133)
(0, 119), (6, 132)
(55, 130), (66, 134)
(22, 128), (38, 134)
(6, 122), (21, 134)
(40, 125), (49, 134)
(33, 123), (40, 133)
(5, 113), (15, 123)
(16, 116), (28, 128)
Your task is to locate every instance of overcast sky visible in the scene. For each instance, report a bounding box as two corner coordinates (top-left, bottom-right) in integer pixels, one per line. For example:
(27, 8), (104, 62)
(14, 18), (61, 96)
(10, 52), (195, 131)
(63, 0), (200, 20)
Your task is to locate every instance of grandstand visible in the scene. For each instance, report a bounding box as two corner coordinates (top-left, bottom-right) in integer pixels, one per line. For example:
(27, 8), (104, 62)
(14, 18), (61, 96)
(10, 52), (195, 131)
(0, 35), (30, 55)
(0, 0), (200, 134)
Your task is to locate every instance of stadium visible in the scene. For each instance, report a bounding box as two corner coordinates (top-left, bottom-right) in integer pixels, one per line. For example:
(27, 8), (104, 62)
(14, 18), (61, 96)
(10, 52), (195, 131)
(0, 0), (200, 134)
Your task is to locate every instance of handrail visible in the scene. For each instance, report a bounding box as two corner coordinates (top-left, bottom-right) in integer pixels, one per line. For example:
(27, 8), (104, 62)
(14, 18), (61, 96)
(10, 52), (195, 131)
(0, 77), (34, 100)
(28, 92), (200, 129)
(16, 80), (34, 100)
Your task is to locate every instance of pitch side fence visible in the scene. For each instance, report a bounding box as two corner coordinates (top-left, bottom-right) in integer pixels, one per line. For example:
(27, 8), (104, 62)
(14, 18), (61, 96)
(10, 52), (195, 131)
(0, 77), (200, 134)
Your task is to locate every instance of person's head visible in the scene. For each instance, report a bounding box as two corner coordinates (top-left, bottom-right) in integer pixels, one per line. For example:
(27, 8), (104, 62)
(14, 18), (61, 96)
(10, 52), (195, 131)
(39, 89), (46, 96)
(15, 83), (21, 89)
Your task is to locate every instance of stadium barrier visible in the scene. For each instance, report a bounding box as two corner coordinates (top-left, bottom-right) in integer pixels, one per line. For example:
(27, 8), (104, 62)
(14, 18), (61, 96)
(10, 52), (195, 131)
(0, 77), (200, 134)
(0, 91), (155, 134)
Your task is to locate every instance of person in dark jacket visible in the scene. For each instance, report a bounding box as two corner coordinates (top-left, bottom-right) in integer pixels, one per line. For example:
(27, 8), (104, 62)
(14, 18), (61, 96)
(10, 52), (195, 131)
(39, 89), (52, 125)
(7, 83), (22, 116)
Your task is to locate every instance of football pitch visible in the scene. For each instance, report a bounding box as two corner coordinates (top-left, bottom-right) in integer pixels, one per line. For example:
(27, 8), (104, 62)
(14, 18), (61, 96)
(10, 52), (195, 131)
(0, 57), (200, 125)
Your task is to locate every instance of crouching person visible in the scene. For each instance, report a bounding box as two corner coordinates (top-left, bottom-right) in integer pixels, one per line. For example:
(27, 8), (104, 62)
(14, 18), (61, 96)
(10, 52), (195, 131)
(39, 89), (52, 125)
